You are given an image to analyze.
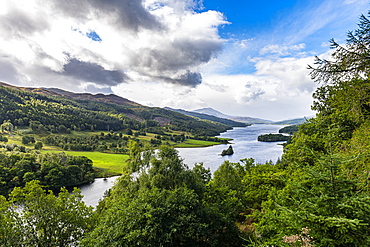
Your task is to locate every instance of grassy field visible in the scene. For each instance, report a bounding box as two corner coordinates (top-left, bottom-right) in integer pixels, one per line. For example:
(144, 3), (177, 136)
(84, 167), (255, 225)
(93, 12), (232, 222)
(174, 139), (220, 148)
(3, 129), (226, 176)
(42, 150), (129, 175)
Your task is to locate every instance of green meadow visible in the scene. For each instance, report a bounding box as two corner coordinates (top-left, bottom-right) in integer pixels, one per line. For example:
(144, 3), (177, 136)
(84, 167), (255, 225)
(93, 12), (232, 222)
(4, 129), (227, 176)
(174, 139), (220, 148)
(42, 150), (129, 176)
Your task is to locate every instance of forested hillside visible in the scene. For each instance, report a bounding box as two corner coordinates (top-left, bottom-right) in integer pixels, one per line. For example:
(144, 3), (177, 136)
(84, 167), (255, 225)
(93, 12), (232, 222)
(1, 10), (370, 247)
(0, 82), (232, 136)
(253, 12), (370, 245)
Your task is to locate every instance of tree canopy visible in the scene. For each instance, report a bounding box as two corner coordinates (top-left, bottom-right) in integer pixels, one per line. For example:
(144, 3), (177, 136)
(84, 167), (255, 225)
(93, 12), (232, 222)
(0, 180), (93, 247)
(82, 145), (245, 247)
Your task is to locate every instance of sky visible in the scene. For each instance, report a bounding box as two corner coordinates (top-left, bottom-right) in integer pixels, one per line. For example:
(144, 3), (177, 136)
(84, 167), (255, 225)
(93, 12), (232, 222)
(0, 0), (368, 121)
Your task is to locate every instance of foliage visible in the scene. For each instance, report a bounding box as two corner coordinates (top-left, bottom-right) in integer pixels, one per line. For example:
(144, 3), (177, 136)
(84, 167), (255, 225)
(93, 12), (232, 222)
(34, 141), (43, 150)
(22, 135), (35, 145)
(82, 145), (245, 246)
(256, 152), (370, 246)
(0, 135), (8, 143)
(278, 124), (299, 134)
(42, 132), (130, 153)
(221, 145), (234, 156)
(0, 148), (95, 195)
(308, 13), (370, 85)
(0, 120), (14, 133)
(258, 133), (291, 142)
(0, 180), (93, 247)
(242, 162), (286, 209)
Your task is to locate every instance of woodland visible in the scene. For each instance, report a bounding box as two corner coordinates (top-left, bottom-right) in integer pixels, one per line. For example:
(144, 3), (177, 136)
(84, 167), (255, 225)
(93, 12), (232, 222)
(0, 10), (370, 247)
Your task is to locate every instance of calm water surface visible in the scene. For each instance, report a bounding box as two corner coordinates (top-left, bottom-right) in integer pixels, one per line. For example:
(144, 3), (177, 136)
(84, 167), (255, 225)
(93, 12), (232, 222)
(80, 124), (286, 206)
(177, 124), (286, 174)
(79, 176), (119, 207)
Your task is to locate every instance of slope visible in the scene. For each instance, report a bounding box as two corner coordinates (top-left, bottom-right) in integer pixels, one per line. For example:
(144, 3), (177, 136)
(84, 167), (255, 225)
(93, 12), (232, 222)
(0, 82), (231, 136)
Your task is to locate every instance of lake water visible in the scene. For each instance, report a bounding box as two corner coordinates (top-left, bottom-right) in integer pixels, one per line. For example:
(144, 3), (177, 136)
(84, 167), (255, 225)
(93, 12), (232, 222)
(177, 124), (286, 174)
(80, 124), (286, 206)
(79, 176), (119, 207)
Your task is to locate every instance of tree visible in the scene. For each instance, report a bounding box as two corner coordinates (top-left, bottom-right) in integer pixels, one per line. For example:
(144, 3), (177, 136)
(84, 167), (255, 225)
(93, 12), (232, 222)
(0, 120), (13, 133)
(0, 135), (8, 143)
(34, 141), (43, 150)
(82, 145), (245, 246)
(22, 135), (35, 145)
(255, 152), (370, 246)
(1, 180), (93, 247)
(309, 12), (370, 85)
(221, 145), (234, 156)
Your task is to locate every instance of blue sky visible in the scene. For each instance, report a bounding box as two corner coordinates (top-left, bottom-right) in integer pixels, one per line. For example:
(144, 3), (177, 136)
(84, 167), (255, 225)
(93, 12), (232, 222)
(203, 0), (298, 38)
(0, 0), (368, 120)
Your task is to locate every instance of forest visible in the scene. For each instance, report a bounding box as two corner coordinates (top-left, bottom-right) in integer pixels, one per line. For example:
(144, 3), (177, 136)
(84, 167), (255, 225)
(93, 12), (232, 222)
(1, 10), (370, 247)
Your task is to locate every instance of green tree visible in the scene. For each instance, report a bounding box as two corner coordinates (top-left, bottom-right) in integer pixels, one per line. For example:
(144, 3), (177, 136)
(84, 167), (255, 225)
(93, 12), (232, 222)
(256, 152), (370, 246)
(83, 146), (244, 246)
(309, 12), (370, 85)
(0, 135), (8, 143)
(34, 141), (43, 150)
(22, 135), (35, 145)
(1, 180), (93, 247)
(0, 120), (13, 133)
(221, 145), (234, 156)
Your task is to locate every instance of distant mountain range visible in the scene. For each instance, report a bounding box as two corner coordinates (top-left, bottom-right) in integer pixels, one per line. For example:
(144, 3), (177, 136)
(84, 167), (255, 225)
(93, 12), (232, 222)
(192, 107), (311, 125)
(192, 107), (272, 124)
(164, 107), (248, 127)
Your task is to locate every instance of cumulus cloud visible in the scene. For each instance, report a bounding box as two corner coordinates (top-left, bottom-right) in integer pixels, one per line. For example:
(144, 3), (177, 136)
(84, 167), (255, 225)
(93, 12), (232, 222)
(48, 0), (163, 32)
(0, 0), (227, 92)
(254, 56), (316, 94)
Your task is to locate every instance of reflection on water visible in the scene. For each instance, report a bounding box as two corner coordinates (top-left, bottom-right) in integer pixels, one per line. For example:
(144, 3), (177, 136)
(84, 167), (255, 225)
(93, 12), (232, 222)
(79, 176), (119, 207)
(80, 125), (286, 206)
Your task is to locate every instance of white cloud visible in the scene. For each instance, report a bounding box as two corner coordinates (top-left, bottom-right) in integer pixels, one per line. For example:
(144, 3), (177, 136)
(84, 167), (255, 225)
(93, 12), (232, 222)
(254, 56), (316, 94)
(260, 43), (306, 56)
(0, 0), (227, 89)
(113, 53), (317, 121)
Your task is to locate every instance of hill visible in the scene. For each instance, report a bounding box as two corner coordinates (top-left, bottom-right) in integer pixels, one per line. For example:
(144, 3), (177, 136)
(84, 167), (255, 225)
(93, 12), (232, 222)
(40, 87), (142, 107)
(0, 82), (232, 137)
(193, 107), (232, 119)
(272, 117), (312, 125)
(164, 107), (248, 127)
(193, 107), (273, 124)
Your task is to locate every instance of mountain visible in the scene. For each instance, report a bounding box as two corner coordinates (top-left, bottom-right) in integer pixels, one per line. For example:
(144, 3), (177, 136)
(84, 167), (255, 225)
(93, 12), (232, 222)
(193, 107), (232, 119)
(39, 87), (141, 107)
(0, 82), (141, 107)
(193, 107), (313, 125)
(229, 116), (272, 124)
(272, 117), (313, 125)
(0, 82), (232, 136)
(193, 107), (272, 124)
(164, 107), (248, 127)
